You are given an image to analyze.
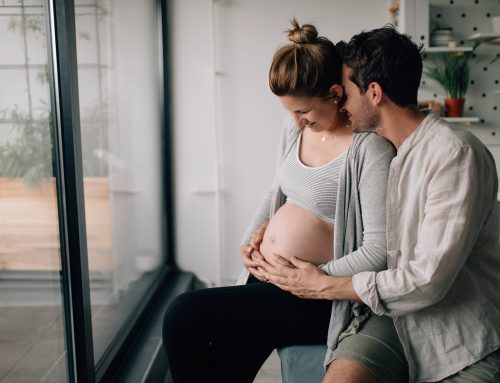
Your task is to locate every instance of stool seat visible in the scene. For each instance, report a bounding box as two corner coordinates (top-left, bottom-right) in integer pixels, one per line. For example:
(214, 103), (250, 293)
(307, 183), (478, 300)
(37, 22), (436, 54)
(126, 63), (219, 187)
(278, 344), (327, 383)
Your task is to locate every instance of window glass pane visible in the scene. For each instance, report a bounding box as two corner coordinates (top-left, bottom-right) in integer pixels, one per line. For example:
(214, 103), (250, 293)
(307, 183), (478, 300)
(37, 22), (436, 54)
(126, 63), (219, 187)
(0, 1), (68, 382)
(74, 0), (164, 362)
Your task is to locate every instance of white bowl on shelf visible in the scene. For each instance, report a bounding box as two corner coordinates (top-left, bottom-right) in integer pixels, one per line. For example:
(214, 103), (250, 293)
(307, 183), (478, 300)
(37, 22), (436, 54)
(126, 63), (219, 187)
(430, 28), (454, 46)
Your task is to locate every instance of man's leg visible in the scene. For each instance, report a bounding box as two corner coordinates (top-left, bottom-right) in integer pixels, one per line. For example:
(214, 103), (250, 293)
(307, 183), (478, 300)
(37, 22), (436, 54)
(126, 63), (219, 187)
(438, 348), (500, 382)
(323, 359), (378, 383)
(323, 315), (408, 383)
(163, 278), (332, 383)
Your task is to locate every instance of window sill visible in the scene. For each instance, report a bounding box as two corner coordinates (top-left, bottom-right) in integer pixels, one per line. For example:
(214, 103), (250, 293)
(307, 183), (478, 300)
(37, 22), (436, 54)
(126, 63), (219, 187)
(105, 270), (203, 383)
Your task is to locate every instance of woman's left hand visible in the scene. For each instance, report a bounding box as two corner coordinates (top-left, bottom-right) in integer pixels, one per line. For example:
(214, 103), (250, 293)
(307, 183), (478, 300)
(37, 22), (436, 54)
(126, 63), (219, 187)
(255, 252), (331, 300)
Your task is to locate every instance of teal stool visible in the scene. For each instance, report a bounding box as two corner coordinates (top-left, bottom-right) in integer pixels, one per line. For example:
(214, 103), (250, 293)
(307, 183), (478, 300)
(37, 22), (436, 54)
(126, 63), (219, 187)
(278, 345), (327, 383)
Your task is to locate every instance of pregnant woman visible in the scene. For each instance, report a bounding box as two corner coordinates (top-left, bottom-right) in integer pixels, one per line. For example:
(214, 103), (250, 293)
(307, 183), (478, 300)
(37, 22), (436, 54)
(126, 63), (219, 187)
(163, 19), (395, 383)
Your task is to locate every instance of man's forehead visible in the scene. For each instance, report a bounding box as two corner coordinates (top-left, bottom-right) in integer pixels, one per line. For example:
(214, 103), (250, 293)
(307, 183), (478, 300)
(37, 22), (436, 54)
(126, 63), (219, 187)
(341, 64), (351, 82)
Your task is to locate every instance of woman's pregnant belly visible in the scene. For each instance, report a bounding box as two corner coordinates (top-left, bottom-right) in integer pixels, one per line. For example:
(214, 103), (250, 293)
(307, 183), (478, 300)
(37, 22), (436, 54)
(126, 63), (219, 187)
(260, 203), (334, 266)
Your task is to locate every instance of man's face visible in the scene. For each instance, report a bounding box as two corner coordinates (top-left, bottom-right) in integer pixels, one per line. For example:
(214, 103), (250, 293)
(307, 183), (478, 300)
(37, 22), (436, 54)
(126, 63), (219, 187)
(341, 64), (380, 133)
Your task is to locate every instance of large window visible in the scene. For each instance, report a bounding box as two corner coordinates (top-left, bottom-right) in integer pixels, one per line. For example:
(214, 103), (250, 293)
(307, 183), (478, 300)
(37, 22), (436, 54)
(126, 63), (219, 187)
(0, 1), (68, 381)
(0, 0), (169, 381)
(73, 0), (164, 363)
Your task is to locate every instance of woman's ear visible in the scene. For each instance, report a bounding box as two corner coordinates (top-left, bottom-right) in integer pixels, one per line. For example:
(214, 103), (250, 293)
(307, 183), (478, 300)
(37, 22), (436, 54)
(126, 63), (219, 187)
(328, 84), (343, 104)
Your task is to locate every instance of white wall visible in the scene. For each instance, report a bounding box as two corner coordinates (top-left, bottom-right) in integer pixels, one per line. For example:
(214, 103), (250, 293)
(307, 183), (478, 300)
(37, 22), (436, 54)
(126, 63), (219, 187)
(169, 0), (392, 285)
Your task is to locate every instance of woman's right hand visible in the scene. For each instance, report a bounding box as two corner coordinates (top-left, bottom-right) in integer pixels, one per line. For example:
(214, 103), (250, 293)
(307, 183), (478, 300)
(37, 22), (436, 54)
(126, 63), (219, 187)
(240, 244), (266, 281)
(240, 221), (270, 281)
(250, 221), (269, 249)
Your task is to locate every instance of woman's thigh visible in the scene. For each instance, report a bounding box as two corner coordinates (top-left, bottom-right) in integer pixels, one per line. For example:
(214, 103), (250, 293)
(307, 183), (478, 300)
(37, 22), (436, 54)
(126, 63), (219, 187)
(164, 280), (333, 347)
(163, 280), (333, 382)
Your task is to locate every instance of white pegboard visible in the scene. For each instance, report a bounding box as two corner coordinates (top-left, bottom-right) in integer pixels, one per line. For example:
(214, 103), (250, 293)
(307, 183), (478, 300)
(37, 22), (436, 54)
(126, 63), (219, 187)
(418, 0), (500, 145)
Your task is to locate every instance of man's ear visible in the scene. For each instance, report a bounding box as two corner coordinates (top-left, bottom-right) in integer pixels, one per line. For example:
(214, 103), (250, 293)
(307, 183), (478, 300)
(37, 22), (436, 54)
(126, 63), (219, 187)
(368, 82), (383, 104)
(368, 82), (383, 105)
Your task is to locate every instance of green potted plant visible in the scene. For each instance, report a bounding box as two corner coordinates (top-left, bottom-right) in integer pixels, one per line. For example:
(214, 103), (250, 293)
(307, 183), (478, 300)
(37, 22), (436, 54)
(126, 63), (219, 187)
(424, 50), (474, 117)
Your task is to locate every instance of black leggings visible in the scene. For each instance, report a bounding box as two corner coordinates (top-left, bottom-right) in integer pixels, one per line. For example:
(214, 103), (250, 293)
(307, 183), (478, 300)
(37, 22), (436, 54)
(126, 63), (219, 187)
(162, 276), (332, 383)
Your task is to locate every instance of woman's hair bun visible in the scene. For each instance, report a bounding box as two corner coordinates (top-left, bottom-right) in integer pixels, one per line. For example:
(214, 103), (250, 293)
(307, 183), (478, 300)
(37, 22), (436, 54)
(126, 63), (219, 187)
(270, 17), (341, 98)
(287, 18), (318, 44)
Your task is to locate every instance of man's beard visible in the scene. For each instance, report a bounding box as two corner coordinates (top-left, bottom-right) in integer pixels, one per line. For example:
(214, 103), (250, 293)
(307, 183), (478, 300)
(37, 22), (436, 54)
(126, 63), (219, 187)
(351, 114), (380, 133)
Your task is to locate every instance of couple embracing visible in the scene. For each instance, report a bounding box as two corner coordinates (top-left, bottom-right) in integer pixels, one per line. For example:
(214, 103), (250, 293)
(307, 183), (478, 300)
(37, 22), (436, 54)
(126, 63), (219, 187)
(164, 19), (500, 383)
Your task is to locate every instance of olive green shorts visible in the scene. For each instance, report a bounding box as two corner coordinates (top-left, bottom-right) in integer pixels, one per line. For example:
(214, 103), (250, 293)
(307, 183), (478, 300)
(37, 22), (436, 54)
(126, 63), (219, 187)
(329, 314), (500, 383)
(328, 314), (408, 383)
(438, 349), (500, 382)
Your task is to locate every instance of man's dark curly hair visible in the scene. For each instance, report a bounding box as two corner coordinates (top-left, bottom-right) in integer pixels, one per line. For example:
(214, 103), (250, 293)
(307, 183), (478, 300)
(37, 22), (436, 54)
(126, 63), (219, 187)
(337, 25), (423, 108)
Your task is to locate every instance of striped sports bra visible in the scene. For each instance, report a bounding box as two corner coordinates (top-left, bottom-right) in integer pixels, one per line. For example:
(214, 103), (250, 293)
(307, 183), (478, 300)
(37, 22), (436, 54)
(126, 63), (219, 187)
(279, 132), (345, 224)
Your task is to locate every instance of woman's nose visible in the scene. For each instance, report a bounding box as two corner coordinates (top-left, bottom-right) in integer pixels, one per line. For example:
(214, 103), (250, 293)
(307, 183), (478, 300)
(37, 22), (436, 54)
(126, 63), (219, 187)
(292, 113), (302, 125)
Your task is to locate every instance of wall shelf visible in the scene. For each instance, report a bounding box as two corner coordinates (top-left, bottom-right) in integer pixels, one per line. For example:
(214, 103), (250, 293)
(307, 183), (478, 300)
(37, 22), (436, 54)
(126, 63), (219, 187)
(468, 32), (500, 45)
(398, 0), (500, 158)
(443, 117), (480, 124)
(425, 46), (474, 53)
(430, 0), (488, 7)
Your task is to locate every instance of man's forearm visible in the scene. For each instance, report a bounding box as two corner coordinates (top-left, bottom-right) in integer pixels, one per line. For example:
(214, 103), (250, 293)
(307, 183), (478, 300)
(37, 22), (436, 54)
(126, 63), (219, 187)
(320, 275), (362, 302)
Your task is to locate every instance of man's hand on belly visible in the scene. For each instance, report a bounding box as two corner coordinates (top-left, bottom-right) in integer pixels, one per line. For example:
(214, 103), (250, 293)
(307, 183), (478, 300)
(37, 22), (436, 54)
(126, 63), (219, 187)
(256, 252), (330, 299)
(256, 252), (362, 302)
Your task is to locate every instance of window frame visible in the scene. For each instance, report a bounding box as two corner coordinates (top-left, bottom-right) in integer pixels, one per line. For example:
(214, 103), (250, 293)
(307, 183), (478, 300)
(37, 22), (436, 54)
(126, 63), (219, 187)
(46, 0), (174, 381)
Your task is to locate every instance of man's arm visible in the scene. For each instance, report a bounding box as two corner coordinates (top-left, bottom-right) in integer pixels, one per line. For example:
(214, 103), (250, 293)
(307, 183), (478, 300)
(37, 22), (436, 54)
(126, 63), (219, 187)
(354, 145), (497, 317)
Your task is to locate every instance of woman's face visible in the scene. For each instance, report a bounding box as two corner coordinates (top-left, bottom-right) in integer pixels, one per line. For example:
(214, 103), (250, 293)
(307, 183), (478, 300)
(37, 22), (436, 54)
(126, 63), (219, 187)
(279, 94), (339, 132)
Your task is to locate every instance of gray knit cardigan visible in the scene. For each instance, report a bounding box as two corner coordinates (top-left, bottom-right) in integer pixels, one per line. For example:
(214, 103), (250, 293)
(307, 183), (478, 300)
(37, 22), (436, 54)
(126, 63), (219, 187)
(237, 118), (395, 355)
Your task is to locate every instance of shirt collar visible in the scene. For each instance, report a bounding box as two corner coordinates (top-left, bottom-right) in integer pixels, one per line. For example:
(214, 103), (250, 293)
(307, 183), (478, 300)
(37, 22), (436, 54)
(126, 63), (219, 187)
(396, 112), (440, 158)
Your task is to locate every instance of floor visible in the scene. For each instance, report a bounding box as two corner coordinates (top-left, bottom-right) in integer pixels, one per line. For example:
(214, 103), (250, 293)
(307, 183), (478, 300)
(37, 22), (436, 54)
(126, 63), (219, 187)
(254, 350), (282, 383)
(2, 270), (283, 383)
(0, 271), (157, 382)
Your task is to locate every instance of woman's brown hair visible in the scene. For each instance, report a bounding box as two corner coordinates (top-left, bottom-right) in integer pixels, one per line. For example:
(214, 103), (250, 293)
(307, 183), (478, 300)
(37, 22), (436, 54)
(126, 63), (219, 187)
(269, 18), (341, 98)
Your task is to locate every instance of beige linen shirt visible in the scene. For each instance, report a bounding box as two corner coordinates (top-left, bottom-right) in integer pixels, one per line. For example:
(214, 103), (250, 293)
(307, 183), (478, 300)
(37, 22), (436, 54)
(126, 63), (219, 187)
(353, 113), (500, 382)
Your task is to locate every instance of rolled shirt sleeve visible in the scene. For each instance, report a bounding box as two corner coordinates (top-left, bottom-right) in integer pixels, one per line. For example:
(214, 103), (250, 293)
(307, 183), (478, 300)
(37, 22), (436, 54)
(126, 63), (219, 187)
(352, 271), (386, 314)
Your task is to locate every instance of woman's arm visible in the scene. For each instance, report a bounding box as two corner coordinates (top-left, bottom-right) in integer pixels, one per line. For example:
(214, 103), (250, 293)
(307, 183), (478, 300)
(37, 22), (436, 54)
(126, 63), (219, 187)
(240, 186), (275, 247)
(239, 118), (298, 277)
(320, 134), (395, 276)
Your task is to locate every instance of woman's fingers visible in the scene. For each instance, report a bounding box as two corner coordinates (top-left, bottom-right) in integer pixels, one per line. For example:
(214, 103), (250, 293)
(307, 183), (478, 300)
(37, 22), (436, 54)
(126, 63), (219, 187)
(250, 221), (269, 248)
(255, 221), (269, 240)
(251, 249), (265, 261)
(240, 244), (253, 256)
(240, 245), (259, 268)
(250, 235), (256, 249)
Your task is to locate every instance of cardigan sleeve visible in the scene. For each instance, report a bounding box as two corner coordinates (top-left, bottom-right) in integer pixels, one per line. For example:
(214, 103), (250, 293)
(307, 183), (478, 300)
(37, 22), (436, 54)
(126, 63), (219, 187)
(320, 134), (395, 276)
(240, 117), (296, 245)
(239, 186), (275, 246)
